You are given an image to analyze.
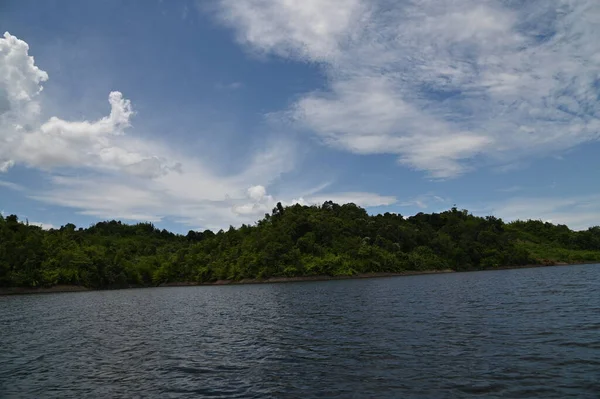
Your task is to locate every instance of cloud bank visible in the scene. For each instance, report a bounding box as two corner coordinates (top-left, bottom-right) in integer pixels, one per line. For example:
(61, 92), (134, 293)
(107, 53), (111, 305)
(217, 0), (600, 178)
(486, 195), (600, 231)
(0, 32), (395, 229)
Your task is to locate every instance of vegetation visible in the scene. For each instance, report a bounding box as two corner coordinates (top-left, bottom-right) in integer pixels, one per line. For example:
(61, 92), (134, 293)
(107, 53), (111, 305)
(1, 202), (599, 289)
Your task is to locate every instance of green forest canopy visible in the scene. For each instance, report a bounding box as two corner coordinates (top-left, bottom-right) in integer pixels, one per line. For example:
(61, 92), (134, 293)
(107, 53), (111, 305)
(2, 201), (600, 289)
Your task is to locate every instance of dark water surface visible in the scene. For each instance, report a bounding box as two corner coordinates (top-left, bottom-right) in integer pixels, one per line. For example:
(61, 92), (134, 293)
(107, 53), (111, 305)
(2, 265), (600, 398)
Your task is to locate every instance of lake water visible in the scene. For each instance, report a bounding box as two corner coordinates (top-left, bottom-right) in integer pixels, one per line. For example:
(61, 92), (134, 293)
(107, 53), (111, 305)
(1, 265), (600, 398)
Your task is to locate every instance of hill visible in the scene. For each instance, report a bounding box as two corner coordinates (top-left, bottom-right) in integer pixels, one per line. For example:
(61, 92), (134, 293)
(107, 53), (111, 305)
(2, 202), (599, 289)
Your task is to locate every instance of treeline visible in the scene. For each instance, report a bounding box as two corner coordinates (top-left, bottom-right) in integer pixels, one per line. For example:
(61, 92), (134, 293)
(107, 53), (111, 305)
(1, 202), (600, 289)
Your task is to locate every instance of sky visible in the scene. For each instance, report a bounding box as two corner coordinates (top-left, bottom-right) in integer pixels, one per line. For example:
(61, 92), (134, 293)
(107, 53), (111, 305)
(0, 0), (599, 232)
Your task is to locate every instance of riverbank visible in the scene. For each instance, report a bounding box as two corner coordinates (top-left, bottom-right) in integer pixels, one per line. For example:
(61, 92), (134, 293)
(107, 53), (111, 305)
(1, 261), (598, 296)
(0, 270), (455, 296)
(158, 261), (598, 287)
(0, 285), (91, 296)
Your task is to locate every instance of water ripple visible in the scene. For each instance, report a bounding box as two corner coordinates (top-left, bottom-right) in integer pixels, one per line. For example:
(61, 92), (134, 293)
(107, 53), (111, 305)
(1, 264), (599, 398)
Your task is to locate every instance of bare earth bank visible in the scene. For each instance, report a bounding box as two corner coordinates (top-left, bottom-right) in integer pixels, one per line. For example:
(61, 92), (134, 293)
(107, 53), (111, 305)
(0, 285), (91, 296)
(1, 261), (597, 296)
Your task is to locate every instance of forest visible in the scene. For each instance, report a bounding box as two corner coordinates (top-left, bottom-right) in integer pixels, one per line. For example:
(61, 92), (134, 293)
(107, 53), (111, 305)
(1, 201), (600, 289)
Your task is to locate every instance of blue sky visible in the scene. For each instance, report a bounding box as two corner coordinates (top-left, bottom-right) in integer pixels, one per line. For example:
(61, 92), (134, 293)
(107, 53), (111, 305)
(1, 0), (599, 232)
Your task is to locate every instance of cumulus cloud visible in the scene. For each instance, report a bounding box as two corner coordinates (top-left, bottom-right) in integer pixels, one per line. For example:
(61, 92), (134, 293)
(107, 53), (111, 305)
(0, 32), (47, 111)
(17, 90), (181, 177)
(232, 185), (274, 216)
(247, 185), (267, 201)
(217, 0), (600, 178)
(0, 32), (48, 171)
(0, 33), (177, 178)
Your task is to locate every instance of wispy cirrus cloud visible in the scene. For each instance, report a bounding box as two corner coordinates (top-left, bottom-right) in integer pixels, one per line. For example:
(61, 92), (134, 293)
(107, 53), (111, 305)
(496, 185), (523, 193)
(398, 194), (447, 210)
(485, 194), (600, 231)
(215, 81), (244, 90)
(0, 179), (24, 191)
(215, 0), (600, 178)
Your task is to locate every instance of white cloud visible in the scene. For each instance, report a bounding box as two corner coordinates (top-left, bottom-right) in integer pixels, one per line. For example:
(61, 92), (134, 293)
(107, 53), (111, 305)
(231, 185), (397, 225)
(247, 185), (267, 201)
(0, 30), (390, 231)
(399, 194), (447, 210)
(26, 138), (302, 229)
(1, 32), (395, 229)
(0, 179), (24, 191)
(289, 191), (396, 208)
(0, 33), (177, 178)
(232, 185), (274, 217)
(16, 91), (182, 177)
(216, 0), (368, 62)
(31, 175), (394, 230)
(0, 32), (47, 110)
(217, 0), (600, 178)
(29, 221), (55, 230)
(0, 32), (48, 172)
(0, 160), (14, 172)
(480, 194), (600, 231)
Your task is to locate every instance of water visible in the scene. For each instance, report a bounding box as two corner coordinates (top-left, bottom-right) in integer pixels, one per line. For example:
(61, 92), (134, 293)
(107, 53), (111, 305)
(1, 264), (600, 398)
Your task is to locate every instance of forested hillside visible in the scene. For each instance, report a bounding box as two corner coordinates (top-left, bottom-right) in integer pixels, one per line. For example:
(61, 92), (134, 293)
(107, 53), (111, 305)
(2, 202), (600, 289)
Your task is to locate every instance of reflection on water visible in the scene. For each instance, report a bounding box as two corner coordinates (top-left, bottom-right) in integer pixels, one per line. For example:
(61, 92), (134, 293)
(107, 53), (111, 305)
(1, 264), (600, 398)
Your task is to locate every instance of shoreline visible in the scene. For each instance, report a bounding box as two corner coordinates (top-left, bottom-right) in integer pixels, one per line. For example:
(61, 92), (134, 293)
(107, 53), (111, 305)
(1, 261), (597, 296)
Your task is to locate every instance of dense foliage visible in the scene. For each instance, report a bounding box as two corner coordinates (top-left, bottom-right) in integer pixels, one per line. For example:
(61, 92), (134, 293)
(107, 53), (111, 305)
(2, 202), (600, 289)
